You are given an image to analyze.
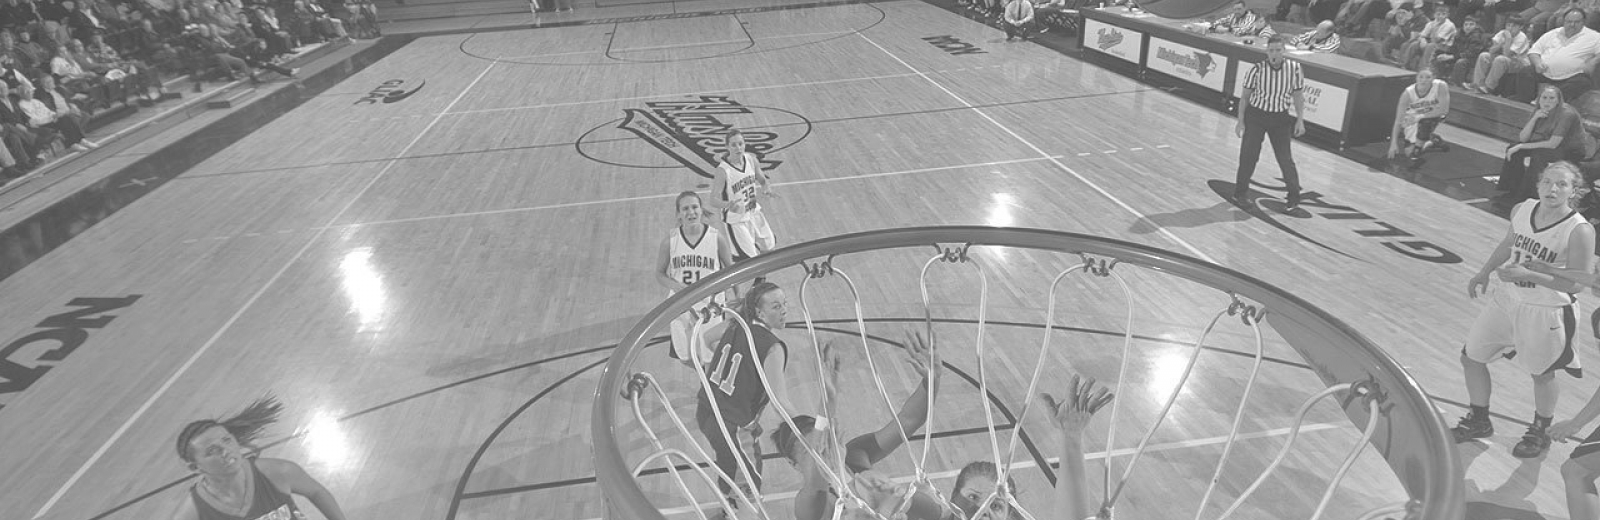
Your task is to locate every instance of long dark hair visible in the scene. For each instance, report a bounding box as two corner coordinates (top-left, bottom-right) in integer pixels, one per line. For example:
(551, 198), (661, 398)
(741, 281), (781, 324)
(175, 395), (284, 463)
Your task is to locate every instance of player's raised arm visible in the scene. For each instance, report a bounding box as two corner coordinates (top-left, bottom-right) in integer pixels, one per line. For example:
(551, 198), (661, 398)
(1044, 375), (1114, 520)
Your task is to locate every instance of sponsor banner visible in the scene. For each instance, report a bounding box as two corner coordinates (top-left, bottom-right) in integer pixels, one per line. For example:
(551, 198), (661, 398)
(1232, 63), (1349, 132)
(1146, 36), (1226, 93)
(1083, 18), (1142, 63)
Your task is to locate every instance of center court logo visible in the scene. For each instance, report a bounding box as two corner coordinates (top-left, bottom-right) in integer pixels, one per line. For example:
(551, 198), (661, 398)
(1096, 28), (1125, 50)
(578, 95), (813, 178)
(1155, 48), (1216, 78)
(355, 79), (426, 105)
(1208, 180), (1462, 264)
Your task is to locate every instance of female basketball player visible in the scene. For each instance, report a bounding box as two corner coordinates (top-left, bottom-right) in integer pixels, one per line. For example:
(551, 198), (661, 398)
(775, 330), (1112, 520)
(170, 397), (349, 520)
(1454, 161), (1596, 460)
(1388, 68), (1450, 165)
(657, 191), (738, 367)
(707, 130), (777, 266)
(695, 281), (806, 511)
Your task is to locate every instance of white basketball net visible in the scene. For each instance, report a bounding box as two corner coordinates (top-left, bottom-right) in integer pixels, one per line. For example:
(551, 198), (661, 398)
(619, 244), (1387, 520)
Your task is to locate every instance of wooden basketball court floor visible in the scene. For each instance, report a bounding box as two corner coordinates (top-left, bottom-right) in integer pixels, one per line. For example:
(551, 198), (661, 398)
(0, 1), (1574, 519)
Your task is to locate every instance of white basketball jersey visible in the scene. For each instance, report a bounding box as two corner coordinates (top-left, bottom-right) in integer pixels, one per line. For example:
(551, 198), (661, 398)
(1506, 201), (1591, 306)
(1404, 79), (1448, 120)
(721, 152), (760, 223)
(668, 225), (727, 311)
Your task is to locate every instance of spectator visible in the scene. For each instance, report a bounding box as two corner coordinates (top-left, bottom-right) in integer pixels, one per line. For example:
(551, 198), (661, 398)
(17, 76), (96, 151)
(1, 0), (43, 31)
(0, 81), (49, 169)
(1335, 0), (1389, 39)
(1386, 4), (1427, 61)
(1525, 7), (1600, 102)
(1438, 16), (1491, 82)
(1002, 0), (1035, 41)
(1292, 20), (1344, 52)
(1521, 0), (1570, 36)
(1400, 6), (1458, 69)
(1308, 0), (1347, 29)
(1496, 84), (1592, 206)
(1390, 68), (1452, 164)
(13, 28), (49, 72)
(125, 18), (162, 61)
(1212, 0), (1277, 37)
(247, 7), (294, 57)
(0, 53), (34, 93)
(66, 0), (106, 45)
(1472, 14), (1532, 94)
(50, 41), (99, 83)
(301, 0), (348, 42)
(0, 30), (33, 72)
(1277, 0), (1311, 24)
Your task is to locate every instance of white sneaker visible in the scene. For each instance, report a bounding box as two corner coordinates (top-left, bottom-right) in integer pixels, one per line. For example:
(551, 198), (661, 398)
(71, 143), (89, 152)
(81, 139), (99, 149)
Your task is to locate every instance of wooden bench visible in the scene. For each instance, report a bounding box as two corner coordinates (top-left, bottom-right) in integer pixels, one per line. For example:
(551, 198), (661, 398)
(206, 88), (257, 109)
(1447, 86), (1530, 143)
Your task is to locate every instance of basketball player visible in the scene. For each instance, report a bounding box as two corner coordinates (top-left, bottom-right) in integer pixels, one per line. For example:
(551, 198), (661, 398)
(696, 281), (805, 511)
(776, 331), (1112, 520)
(1453, 161), (1596, 460)
(657, 191), (738, 367)
(707, 130), (777, 271)
(1388, 68), (1451, 165)
(170, 397), (350, 520)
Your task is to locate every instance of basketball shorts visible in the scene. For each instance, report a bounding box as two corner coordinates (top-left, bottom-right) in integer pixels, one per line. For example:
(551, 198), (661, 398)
(727, 210), (775, 262)
(1403, 116), (1443, 145)
(1462, 290), (1581, 377)
(669, 299), (727, 364)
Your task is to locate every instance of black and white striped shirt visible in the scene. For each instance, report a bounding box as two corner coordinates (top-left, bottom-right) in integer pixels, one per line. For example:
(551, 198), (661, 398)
(1243, 59), (1304, 114)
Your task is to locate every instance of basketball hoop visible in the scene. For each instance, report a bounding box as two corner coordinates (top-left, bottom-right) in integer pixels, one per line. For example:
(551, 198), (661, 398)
(592, 226), (1461, 520)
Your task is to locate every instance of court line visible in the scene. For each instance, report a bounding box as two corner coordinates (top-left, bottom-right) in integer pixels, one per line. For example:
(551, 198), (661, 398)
(28, 59), (504, 520)
(444, 65), (969, 115)
(853, 32), (1217, 264)
(577, 421), (1347, 519)
(497, 29), (859, 59)
(336, 155), (1061, 229)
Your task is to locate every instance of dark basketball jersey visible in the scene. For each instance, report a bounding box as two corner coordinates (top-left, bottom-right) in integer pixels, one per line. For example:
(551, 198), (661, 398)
(697, 321), (786, 427)
(190, 460), (305, 520)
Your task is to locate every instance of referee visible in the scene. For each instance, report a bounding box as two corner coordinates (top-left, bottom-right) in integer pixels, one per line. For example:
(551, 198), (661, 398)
(1234, 34), (1306, 211)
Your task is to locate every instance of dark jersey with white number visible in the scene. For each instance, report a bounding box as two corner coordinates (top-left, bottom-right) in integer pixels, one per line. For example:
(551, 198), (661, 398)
(696, 321), (786, 427)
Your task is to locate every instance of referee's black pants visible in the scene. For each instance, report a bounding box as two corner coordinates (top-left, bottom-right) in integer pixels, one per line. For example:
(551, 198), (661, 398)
(696, 399), (763, 500)
(1235, 105), (1301, 203)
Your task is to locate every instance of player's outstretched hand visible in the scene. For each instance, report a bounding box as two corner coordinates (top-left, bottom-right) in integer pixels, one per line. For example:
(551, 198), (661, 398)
(622, 373), (651, 400)
(1042, 374), (1114, 435)
(904, 330), (939, 380)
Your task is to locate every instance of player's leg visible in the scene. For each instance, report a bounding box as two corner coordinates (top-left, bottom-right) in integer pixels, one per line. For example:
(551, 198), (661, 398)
(750, 210), (776, 253)
(1513, 302), (1580, 458)
(1457, 296), (1517, 441)
(669, 310), (698, 367)
(1567, 434), (1600, 520)
(697, 402), (745, 498)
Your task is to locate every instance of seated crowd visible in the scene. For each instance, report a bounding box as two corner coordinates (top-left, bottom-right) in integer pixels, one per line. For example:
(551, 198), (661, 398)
(0, 0), (383, 181)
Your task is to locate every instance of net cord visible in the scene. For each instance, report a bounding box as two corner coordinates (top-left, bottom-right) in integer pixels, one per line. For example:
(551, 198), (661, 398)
(796, 268), (889, 520)
(1310, 397), (1382, 520)
(635, 372), (763, 516)
(916, 252), (1002, 476)
(628, 448), (718, 520)
(1213, 383), (1356, 520)
(1102, 307), (1231, 511)
(1191, 308), (1269, 520)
